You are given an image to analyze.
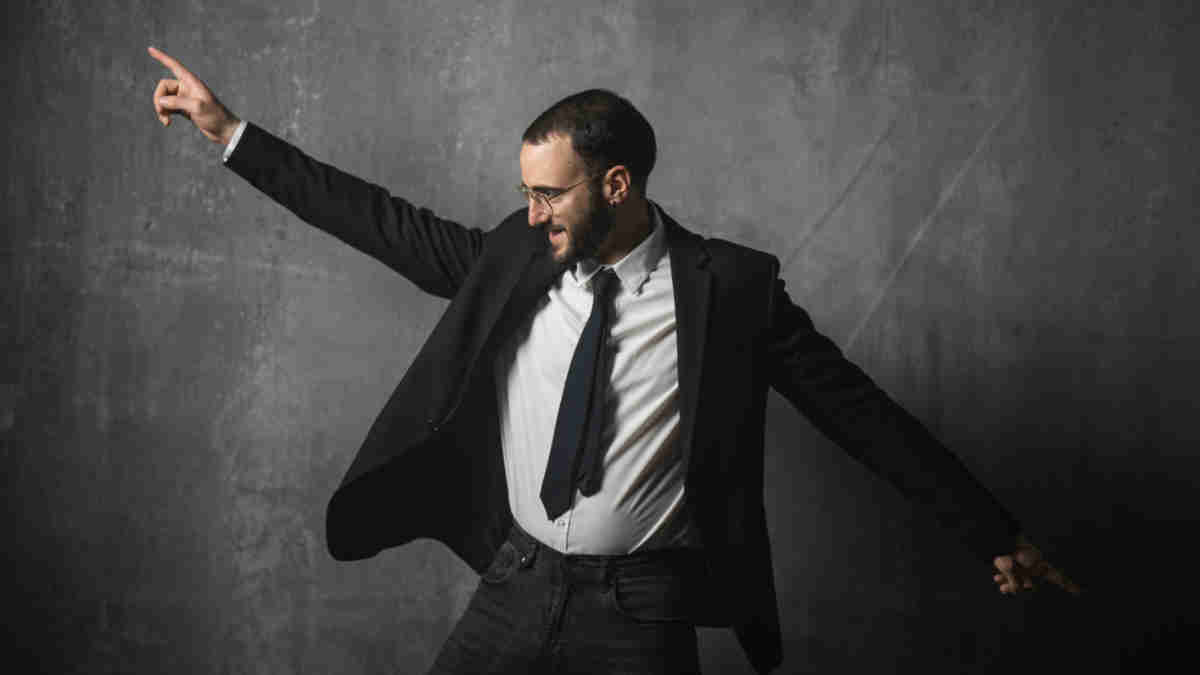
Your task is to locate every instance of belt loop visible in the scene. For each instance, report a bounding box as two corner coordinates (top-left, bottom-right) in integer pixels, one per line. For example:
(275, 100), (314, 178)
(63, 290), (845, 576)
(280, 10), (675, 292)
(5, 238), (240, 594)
(519, 540), (536, 568)
(515, 529), (534, 568)
(510, 521), (533, 568)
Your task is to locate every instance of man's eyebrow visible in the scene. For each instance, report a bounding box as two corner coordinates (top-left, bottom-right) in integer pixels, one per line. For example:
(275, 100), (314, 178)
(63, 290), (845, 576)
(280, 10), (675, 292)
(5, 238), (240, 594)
(520, 182), (562, 192)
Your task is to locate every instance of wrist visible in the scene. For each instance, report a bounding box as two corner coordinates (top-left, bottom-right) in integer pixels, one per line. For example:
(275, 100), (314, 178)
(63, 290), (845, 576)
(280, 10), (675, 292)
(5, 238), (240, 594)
(218, 115), (242, 146)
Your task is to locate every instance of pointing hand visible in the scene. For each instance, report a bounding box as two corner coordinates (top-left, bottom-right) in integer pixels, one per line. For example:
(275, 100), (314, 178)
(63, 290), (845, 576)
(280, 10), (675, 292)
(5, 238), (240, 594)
(993, 533), (1083, 596)
(148, 46), (240, 145)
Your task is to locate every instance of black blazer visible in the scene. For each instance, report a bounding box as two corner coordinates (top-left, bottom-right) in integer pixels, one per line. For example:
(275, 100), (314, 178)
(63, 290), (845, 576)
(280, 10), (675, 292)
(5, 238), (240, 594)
(226, 122), (1022, 674)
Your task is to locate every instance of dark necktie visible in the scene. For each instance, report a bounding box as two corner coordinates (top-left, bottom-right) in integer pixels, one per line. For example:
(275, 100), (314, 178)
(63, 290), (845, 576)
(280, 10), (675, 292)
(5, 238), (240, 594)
(540, 268), (619, 520)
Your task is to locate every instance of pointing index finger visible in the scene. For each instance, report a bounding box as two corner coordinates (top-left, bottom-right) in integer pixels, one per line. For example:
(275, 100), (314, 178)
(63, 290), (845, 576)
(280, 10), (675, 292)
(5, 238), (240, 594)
(147, 46), (192, 81)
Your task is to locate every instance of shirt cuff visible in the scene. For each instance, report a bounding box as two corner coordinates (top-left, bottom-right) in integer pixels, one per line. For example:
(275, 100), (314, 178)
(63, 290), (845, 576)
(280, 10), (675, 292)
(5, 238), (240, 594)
(221, 119), (248, 163)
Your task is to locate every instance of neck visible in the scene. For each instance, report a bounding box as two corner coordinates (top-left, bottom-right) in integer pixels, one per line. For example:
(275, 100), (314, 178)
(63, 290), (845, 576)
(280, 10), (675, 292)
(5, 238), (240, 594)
(595, 196), (652, 265)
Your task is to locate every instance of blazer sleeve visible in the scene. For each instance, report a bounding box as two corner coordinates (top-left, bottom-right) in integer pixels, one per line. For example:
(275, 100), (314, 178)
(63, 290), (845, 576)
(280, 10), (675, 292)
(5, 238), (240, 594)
(763, 261), (1023, 566)
(224, 122), (484, 299)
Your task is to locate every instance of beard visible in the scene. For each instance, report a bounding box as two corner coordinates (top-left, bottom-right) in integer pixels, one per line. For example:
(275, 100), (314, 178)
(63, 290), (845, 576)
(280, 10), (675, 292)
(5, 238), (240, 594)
(552, 187), (615, 266)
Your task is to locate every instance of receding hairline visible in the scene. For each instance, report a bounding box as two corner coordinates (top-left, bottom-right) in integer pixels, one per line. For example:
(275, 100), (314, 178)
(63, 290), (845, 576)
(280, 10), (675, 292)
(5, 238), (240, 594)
(519, 89), (657, 192)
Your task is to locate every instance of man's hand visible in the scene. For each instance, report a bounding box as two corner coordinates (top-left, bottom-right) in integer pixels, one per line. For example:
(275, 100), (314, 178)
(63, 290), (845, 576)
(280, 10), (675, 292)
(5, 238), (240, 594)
(148, 46), (240, 145)
(993, 533), (1083, 596)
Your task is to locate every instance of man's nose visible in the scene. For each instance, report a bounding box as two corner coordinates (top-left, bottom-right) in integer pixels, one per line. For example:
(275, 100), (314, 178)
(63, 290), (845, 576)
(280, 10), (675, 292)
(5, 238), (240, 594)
(528, 203), (550, 228)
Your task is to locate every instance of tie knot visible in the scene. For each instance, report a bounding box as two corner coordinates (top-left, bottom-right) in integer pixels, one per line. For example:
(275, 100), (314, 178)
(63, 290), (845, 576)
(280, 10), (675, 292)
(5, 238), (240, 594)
(591, 268), (618, 299)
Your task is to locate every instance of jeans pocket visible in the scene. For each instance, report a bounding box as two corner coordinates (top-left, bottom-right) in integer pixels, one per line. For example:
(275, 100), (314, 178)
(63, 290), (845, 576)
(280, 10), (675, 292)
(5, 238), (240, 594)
(480, 541), (521, 586)
(609, 572), (694, 624)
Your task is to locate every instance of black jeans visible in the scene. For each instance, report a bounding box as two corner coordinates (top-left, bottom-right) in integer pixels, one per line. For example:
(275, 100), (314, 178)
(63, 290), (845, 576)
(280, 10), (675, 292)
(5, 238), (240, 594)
(427, 521), (704, 674)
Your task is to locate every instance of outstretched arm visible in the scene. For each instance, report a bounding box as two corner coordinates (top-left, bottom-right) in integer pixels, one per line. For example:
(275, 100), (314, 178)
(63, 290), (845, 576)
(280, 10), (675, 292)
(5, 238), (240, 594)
(763, 268), (1081, 597)
(148, 46), (484, 298)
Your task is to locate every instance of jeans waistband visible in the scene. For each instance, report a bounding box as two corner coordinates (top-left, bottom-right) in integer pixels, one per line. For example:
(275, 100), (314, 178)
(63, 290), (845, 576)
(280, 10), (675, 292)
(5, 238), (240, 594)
(505, 520), (708, 586)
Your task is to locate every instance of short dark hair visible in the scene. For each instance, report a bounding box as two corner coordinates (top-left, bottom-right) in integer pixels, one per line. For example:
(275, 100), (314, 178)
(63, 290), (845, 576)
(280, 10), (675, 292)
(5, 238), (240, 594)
(522, 89), (657, 194)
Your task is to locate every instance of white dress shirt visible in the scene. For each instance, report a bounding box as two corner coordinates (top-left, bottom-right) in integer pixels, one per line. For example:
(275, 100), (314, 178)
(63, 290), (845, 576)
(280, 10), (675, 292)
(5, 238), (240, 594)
(493, 206), (698, 554)
(224, 123), (698, 554)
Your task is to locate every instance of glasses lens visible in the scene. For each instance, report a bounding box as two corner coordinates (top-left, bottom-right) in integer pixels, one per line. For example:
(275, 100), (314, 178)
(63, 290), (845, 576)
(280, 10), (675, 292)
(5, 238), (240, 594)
(518, 186), (560, 216)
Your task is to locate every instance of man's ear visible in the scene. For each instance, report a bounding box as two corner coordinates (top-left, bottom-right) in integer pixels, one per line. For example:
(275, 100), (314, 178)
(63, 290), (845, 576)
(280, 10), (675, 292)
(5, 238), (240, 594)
(603, 165), (633, 205)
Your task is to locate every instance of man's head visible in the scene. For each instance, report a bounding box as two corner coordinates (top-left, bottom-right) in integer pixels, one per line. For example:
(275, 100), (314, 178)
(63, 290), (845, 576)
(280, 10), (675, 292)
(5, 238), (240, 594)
(518, 89), (657, 265)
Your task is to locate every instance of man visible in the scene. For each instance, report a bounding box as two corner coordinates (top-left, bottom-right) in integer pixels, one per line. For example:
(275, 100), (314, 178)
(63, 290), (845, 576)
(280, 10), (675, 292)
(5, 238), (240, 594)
(149, 46), (1080, 674)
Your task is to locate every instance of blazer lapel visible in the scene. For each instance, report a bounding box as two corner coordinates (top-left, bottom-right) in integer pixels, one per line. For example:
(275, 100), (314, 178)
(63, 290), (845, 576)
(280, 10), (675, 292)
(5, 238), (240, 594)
(662, 211), (712, 470)
(439, 227), (564, 428)
(493, 235), (567, 348)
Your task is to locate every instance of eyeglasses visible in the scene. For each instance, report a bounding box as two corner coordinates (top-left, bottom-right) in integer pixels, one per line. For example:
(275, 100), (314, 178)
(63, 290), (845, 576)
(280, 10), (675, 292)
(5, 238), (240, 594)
(516, 175), (596, 216)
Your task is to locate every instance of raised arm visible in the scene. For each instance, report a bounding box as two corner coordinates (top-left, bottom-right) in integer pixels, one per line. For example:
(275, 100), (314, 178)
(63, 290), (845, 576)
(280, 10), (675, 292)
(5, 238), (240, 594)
(148, 46), (483, 298)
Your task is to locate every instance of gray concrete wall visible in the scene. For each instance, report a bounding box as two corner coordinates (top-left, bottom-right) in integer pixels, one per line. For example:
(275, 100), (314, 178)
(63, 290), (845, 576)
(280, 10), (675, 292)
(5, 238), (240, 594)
(3, 1), (1196, 672)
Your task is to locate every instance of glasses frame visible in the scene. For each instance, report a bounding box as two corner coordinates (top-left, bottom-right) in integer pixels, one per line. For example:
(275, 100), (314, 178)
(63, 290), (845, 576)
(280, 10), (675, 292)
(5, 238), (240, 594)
(516, 174), (599, 217)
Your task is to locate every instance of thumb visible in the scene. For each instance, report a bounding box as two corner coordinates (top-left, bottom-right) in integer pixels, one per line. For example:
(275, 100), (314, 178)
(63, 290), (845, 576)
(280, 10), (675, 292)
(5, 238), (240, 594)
(157, 94), (199, 120)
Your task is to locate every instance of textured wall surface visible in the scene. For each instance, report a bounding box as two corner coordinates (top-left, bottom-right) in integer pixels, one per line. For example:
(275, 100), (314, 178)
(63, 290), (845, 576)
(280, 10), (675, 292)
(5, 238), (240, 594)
(3, 1), (1197, 673)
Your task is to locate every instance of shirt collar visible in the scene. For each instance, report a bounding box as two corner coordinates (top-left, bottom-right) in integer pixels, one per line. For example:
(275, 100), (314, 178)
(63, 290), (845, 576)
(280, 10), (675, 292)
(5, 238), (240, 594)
(570, 201), (667, 296)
